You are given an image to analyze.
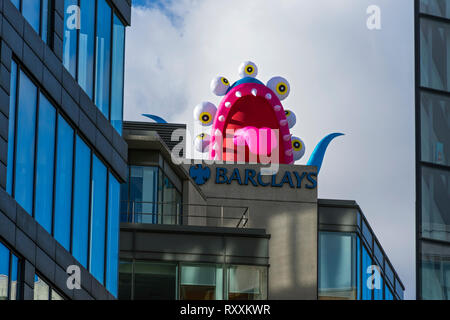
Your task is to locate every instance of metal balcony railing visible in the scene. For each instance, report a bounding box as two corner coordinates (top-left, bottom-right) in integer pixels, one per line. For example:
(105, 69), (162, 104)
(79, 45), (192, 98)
(120, 201), (249, 228)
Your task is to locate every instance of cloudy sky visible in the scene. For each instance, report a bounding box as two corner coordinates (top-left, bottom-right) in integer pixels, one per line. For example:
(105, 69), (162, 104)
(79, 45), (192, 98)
(125, 0), (415, 299)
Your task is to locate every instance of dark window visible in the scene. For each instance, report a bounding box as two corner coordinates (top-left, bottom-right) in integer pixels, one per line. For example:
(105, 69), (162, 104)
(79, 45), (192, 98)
(134, 262), (177, 300)
(420, 0), (450, 19)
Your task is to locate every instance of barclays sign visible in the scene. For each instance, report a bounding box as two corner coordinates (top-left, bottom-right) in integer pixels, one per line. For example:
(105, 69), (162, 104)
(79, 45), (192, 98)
(189, 165), (317, 189)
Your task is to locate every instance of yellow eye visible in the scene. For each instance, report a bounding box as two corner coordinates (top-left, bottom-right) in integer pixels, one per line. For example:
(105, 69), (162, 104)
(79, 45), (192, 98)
(284, 109), (296, 128)
(291, 136), (306, 161)
(198, 133), (206, 140)
(211, 76), (230, 96)
(238, 61), (258, 78)
(193, 102), (217, 126)
(194, 133), (211, 153)
(221, 77), (229, 85)
(267, 76), (290, 101)
(285, 110), (291, 116)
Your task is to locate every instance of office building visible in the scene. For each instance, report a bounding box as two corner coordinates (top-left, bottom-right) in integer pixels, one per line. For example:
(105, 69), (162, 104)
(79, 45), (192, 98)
(0, 0), (131, 300)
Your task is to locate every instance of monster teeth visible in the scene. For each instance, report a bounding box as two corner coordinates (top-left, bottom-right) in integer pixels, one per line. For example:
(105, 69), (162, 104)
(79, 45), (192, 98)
(280, 120), (288, 126)
(213, 143), (220, 150)
(251, 89), (257, 96)
(236, 91), (242, 98)
(225, 102), (231, 108)
(283, 134), (292, 141)
(285, 149), (293, 156)
(215, 129), (222, 136)
(265, 93), (272, 100)
(274, 105), (281, 111)
(218, 115), (225, 122)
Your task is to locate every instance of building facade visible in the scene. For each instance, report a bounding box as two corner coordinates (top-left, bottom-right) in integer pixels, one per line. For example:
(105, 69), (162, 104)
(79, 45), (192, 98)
(415, 0), (450, 300)
(118, 122), (404, 300)
(0, 0), (131, 300)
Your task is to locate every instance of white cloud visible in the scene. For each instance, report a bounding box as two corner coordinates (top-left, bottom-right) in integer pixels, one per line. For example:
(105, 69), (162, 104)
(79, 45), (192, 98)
(124, 0), (415, 299)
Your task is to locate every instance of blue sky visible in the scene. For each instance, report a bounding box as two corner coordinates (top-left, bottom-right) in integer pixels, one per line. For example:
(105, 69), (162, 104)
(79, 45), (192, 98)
(124, 0), (415, 299)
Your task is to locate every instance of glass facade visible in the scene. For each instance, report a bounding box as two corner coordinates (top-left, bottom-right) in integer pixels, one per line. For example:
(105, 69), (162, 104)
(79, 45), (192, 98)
(11, 0), (50, 43)
(34, 275), (64, 300)
(120, 166), (182, 225)
(6, 63), (121, 296)
(119, 260), (267, 300)
(63, 0), (126, 134)
(417, 0), (450, 299)
(0, 241), (21, 300)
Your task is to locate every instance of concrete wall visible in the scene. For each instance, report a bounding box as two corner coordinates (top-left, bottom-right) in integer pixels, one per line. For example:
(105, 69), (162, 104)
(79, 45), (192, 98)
(184, 163), (319, 300)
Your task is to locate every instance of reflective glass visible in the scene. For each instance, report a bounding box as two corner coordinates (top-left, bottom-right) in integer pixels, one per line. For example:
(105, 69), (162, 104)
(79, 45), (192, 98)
(95, 0), (112, 118)
(90, 155), (107, 284)
(34, 94), (56, 233)
(51, 290), (64, 300)
(106, 173), (120, 297)
(356, 236), (361, 299)
(11, 0), (20, 9)
(420, 0), (450, 19)
(54, 115), (74, 250)
(72, 136), (91, 268)
(420, 18), (450, 92)
(228, 265), (267, 300)
(22, 0), (41, 34)
(374, 241), (384, 267)
(374, 269), (383, 300)
(118, 260), (132, 300)
(421, 92), (450, 166)
(34, 275), (49, 300)
(10, 255), (19, 301)
(395, 278), (404, 299)
(362, 220), (373, 250)
(129, 166), (158, 224)
(120, 169), (129, 222)
(162, 175), (181, 225)
(318, 232), (357, 300)
(362, 245), (373, 300)
(111, 15), (125, 134)
(0, 243), (9, 300)
(14, 71), (37, 214)
(78, 0), (95, 98)
(6, 61), (17, 195)
(421, 166), (450, 242)
(421, 240), (450, 299)
(134, 262), (177, 300)
(180, 264), (220, 300)
(385, 283), (394, 300)
(63, 0), (79, 77)
(41, 0), (49, 43)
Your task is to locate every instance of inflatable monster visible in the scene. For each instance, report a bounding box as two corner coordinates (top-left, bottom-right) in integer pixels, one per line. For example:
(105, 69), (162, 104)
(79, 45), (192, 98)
(193, 61), (342, 173)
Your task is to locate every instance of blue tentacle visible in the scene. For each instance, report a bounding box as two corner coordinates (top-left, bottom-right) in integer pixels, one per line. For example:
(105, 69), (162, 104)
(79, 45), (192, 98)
(142, 114), (168, 124)
(307, 133), (344, 174)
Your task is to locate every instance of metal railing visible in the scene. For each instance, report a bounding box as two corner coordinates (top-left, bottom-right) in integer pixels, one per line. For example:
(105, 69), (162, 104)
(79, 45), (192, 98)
(120, 201), (249, 228)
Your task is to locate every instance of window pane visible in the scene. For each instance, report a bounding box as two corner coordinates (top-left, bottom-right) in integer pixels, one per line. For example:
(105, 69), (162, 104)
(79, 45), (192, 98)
(421, 166), (450, 242)
(162, 175), (181, 225)
(51, 290), (64, 300)
(6, 61), (17, 195)
(111, 15), (125, 134)
(90, 155), (107, 284)
(180, 264), (217, 300)
(0, 243), (10, 300)
(318, 232), (357, 300)
(11, 0), (20, 9)
(41, 0), (49, 43)
(134, 262), (177, 300)
(106, 173), (120, 297)
(362, 245), (373, 300)
(34, 94), (56, 233)
(54, 115), (74, 250)
(118, 260), (132, 300)
(228, 265), (267, 300)
(420, 0), (450, 19)
(14, 71), (37, 214)
(120, 169), (129, 223)
(10, 255), (19, 300)
(362, 220), (373, 250)
(95, 0), (112, 118)
(374, 268), (383, 300)
(421, 92), (450, 166)
(34, 275), (49, 300)
(130, 166), (158, 224)
(385, 283), (394, 300)
(63, 0), (79, 77)
(420, 18), (450, 92)
(421, 241), (450, 299)
(395, 278), (404, 299)
(78, 0), (95, 98)
(22, 0), (41, 34)
(72, 136), (91, 268)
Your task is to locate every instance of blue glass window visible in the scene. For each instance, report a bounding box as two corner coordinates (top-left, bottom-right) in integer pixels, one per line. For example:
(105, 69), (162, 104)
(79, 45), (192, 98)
(129, 166), (159, 224)
(41, 0), (49, 43)
(22, 0), (41, 34)
(374, 271), (384, 300)
(95, 0), (112, 118)
(10, 255), (19, 300)
(14, 71), (37, 214)
(111, 14), (125, 134)
(63, 0), (79, 77)
(78, 0), (96, 98)
(54, 115), (74, 250)
(6, 61), (18, 195)
(72, 136), (91, 268)
(34, 94), (56, 233)
(385, 283), (394, 300)
(90, 155), (107, 284)
(11, 0), (20, 9)
(356, 236), (361, 299)
(0, 242), (10, 300)
(106, 173), (120, 296)
(362, 245), (373, 300)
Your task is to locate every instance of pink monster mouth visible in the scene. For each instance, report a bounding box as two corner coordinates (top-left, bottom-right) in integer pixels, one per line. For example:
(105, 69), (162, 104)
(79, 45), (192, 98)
(209, 82), (294, 164)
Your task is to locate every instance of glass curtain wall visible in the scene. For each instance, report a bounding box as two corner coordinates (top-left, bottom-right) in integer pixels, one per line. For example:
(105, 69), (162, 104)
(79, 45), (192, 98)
(0, 242), (21, 300)
(417, 0), (450, 300)
(11, 0), (49, 43)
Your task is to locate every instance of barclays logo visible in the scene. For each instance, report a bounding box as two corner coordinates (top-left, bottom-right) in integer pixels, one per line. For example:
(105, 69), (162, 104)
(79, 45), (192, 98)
(189, 164), (211, 185)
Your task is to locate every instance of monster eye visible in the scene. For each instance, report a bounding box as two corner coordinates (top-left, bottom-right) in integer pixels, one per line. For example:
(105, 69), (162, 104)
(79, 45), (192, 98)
(267, 76), (290, 100)
(291, 136), (306, 161)
(193, 102), (217, 127)
(194, 133), (211, 153)
(284, 109), (296, 129)
(211, 76), (230, 96)
(239, 61), (258, 78)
